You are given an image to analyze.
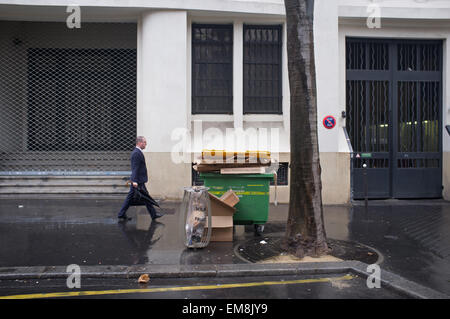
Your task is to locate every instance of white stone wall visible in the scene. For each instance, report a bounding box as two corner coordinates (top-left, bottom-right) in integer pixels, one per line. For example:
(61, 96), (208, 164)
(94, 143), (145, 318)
(0, 0), (448, 201)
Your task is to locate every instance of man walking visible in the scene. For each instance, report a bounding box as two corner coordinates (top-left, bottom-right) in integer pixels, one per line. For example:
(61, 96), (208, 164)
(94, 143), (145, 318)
(118, 136), (163, 221)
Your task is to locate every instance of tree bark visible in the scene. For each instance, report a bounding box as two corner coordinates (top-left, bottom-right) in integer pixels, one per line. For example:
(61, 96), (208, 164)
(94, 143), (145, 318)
(283, 0), (329, 258)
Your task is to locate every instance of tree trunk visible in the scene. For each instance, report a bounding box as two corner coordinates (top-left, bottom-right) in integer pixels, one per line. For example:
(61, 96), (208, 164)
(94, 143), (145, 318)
(283, 0), (329, 258)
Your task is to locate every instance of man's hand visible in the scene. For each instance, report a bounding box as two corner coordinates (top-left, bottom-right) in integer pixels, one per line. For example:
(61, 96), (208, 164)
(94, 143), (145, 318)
(132, 182), (138, 188)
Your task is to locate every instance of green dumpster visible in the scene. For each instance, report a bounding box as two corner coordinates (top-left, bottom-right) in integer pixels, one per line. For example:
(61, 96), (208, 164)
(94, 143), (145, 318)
(199, 173), (274, 227)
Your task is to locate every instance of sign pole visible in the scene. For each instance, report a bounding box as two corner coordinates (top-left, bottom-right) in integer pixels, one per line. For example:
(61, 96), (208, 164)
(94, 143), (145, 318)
(363, 163), (368, 213)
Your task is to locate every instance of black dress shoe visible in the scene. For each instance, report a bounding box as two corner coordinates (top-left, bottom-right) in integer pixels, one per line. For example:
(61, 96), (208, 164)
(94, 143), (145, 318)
(152, 213), (163, 220)
(118, 215), (132, 221)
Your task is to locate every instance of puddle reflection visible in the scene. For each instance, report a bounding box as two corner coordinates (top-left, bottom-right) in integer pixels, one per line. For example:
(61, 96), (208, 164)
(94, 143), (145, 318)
(117, 214), (165, 264)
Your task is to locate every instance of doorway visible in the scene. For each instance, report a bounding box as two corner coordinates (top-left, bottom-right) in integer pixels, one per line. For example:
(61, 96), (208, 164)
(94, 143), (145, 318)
(346, 38), (443, 199)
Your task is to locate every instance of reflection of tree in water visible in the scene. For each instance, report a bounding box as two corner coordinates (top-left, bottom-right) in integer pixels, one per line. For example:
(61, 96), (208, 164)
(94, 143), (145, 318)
(117, 220), (164, 264)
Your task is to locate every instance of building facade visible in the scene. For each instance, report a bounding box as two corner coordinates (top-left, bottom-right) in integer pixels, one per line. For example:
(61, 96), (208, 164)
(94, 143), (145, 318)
(0, 0), (448, 204)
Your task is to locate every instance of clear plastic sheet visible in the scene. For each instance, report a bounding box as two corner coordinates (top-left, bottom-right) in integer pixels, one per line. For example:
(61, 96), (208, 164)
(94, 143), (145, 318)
(181, 186), (212, 248)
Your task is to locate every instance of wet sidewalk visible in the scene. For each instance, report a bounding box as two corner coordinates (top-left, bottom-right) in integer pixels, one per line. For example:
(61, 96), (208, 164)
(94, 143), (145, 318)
(0, 198), (449, 296)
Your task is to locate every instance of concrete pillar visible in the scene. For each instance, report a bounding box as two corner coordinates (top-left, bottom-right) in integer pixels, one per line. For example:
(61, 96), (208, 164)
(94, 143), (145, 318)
(314, 0), (351, 204)
(233, 20), (244, 129)
(137, 10), (191, 200)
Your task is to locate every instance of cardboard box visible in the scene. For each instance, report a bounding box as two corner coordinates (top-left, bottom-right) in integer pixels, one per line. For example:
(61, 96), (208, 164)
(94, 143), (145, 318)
(219, 189), (240, 207)
(207, 193), (237, 242)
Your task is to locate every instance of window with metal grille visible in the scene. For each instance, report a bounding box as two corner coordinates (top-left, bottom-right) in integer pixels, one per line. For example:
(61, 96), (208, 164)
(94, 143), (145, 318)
(244, 25), (282, 114)
(270, 162), (289, 186)
(0, 21), (137, 173)
(346, 41), (389, 71)
(192, 24), (233, 114)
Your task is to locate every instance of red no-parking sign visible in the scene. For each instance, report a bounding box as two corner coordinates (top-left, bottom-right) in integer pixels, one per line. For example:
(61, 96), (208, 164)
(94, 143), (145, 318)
(323, 115), (336, 130)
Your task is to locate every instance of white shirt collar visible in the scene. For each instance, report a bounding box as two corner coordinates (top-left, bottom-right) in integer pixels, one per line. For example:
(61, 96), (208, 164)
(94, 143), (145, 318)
(135, 146), (143, 153)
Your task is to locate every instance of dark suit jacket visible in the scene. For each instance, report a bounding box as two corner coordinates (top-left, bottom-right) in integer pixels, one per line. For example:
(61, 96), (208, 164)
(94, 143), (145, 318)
(130, 148), (148, 184)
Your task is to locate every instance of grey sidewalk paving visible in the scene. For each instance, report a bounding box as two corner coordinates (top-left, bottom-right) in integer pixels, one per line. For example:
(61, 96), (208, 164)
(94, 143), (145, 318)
(0, 198), (449, 298)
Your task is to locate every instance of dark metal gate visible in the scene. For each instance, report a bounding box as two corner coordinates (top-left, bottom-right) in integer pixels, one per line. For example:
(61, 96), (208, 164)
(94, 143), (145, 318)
(346, 38), (442, 199)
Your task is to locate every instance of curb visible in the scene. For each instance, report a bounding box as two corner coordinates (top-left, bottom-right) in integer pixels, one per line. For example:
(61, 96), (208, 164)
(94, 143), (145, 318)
(0, 261), (448, 299)
(347, 261), (449, 299)
(0, 263), (350, 280)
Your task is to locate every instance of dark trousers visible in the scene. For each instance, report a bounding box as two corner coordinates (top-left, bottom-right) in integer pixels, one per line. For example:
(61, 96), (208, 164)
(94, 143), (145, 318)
(118, 184), (157, 218)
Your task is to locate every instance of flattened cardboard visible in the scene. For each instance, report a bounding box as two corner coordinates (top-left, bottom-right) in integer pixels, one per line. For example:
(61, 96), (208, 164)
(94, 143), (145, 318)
(220, 167), (266, 175)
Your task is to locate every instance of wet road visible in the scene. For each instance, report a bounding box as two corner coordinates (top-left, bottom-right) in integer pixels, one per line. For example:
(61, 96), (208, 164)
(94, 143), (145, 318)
(0, 198), (449, 296)
(0, 273), (407, 299)
(347, 201), (450, 296)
